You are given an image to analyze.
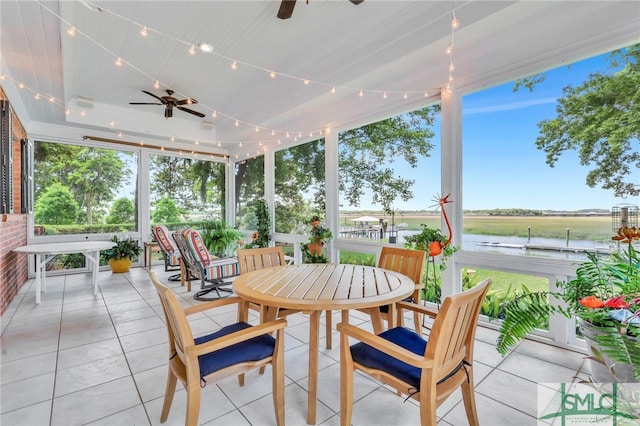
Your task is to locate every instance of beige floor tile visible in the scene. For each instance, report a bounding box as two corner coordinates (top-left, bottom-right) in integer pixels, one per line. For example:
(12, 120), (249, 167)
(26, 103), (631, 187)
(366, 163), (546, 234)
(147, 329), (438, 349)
(0, 267), (591, 426)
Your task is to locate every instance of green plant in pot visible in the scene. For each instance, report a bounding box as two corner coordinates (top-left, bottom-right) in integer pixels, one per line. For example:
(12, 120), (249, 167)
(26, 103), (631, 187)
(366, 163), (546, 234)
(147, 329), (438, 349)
(302, 215), (333, 263)
(200, 217), (244, 257)
(403, 224), (458, 270)
(495, 228), (640, 386)
(102, 235), (142, 273)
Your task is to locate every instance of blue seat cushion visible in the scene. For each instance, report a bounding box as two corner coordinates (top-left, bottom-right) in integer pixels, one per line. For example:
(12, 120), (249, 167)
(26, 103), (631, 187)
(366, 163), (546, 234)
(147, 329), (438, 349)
(195, 322), (276, 378)
(350, 327), (426, 390)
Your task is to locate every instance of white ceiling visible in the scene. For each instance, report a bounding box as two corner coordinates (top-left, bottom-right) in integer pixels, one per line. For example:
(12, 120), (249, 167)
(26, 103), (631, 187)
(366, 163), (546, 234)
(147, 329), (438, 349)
(1, 1), (639, 158)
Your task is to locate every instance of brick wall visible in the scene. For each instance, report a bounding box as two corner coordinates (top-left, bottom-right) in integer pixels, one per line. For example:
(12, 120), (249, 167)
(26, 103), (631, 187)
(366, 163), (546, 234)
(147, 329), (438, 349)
(1, 85), (29, 316)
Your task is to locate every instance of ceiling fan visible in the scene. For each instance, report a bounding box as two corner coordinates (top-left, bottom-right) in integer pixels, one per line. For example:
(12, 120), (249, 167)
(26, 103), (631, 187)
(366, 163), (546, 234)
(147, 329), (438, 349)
(129, 89), (205, 118)
(277, 0), (364, 19)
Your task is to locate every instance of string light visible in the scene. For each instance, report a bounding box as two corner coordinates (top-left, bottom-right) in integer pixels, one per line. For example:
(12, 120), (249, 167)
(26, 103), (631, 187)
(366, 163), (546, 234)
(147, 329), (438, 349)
(29, 1), (444, 152)
(447, 2), (459, 92)
(67, 26), (76, 36)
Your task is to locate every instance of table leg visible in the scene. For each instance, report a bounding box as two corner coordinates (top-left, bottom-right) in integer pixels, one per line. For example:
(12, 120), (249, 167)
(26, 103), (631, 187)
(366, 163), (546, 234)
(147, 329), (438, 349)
(35, 254), (42, 305)
(307, 310), (320, 425)
(83, 250), (100, 295)
(365, 307), (384, 334)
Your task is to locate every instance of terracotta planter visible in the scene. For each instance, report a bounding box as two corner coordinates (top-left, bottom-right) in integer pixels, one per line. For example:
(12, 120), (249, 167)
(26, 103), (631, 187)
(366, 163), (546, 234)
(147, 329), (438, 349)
(428, 241), (442, 257)
(109, 258), (132, 273)
(308, 242), (323, 256)
(311, 220), (321, 227)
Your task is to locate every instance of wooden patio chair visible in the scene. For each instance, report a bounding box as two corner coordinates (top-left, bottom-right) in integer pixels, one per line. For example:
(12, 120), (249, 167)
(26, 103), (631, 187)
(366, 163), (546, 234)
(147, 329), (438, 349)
(359, 246), (426, 334)
(338, 279), (491, 426)
(149, 272), (286, 426)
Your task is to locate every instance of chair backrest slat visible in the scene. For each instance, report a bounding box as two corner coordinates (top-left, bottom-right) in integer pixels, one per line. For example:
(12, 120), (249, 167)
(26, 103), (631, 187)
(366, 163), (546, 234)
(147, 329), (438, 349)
(377, 246), (426, 284)
(425, 279), (491, 380)
(237, 247), (286, 274)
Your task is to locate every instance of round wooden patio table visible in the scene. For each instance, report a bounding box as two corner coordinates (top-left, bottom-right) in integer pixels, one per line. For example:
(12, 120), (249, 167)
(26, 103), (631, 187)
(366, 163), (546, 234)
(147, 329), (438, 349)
(232, 263), (415, 425)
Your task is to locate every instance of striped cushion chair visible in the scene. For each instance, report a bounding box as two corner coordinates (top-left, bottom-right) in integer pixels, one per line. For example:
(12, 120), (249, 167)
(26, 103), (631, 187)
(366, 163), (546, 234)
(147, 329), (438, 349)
(151, 225), (182, 281)
(178, 229), (240, 300)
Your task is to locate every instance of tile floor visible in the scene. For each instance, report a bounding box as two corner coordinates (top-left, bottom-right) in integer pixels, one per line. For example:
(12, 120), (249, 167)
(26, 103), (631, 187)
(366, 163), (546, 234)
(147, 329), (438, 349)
(1, 266), (592, 425)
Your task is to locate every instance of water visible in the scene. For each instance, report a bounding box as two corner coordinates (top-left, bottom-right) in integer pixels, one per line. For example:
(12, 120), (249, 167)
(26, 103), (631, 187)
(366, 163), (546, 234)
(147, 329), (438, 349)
(393, 230), (616, 261)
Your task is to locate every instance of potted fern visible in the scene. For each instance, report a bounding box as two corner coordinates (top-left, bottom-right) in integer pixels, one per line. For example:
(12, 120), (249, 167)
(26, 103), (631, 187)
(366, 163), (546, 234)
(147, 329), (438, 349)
(495, 229), (640, 383)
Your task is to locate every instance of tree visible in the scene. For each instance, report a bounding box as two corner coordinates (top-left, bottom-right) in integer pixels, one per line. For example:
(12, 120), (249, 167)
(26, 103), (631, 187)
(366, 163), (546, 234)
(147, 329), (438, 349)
(34, 182), (78, 225)
(339, 107), (438, 212)
(152, 196), (182, 224)
(237, 106), (440, 231)
(106, 198), (135, 224)
(523, 44), (640, 198)
(34, 143), (132, 224)
(150, 155), (225, 215)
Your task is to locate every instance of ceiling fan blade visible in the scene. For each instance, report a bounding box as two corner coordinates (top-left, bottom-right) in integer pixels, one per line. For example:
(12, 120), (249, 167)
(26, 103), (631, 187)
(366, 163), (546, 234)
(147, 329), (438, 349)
(176, 98), (198, 106)
(142, 90), (166, 103)
(277, 0), (296, 19)
(177, 106), (205, 118)
(129, 102), (163, 105)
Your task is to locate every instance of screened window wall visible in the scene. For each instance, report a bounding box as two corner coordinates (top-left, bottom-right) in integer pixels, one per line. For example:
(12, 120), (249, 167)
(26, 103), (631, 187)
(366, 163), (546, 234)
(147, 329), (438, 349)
(149, 153), (226, 230)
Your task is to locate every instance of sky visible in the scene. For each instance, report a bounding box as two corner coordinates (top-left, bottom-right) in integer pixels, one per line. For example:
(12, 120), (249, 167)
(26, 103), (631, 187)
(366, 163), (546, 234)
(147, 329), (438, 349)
(341, 48), (639, 213)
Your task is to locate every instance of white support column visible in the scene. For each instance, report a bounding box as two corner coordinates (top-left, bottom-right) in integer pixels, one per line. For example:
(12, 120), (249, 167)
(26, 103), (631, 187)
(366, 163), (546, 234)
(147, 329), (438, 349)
(440, 86), (463, 297)
(264, 149), (276, 245)
(139, 151), (151, 242)
(226, 157), (236, 225)
(325, 127), (340, 263)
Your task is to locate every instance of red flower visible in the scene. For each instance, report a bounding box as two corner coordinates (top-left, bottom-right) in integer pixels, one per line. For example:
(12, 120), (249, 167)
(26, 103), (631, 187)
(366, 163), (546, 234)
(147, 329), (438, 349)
(579, 296), (605, 309)
(604, 296), (628, 309)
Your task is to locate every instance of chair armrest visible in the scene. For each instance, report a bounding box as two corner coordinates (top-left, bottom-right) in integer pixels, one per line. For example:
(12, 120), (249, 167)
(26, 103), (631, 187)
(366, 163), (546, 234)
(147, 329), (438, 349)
(189, 318), (288, 356)
(183, 296), (243, 316)
(396, 300), (439, 318)
(337, 322), (433, 369)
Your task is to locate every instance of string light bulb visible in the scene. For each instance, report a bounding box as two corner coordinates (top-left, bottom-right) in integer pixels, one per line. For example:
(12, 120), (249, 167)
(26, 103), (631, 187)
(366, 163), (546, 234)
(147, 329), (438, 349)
(188, 44), (196, 55)
(67, 26), (76, 36)
(139, 26), (148, 37)
(270, 70), (276, 79)
(115, 57), (123, 66)
(153, 80), (160, 89)
(231, 60), (238, 70)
